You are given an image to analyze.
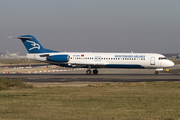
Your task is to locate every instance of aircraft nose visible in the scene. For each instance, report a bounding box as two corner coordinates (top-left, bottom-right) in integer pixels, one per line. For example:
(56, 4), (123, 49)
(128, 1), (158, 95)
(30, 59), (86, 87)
(169, 61), (174, 67)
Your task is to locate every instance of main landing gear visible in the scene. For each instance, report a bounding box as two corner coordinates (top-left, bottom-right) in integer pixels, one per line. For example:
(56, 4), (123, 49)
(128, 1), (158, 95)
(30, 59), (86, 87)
(86, 69), (98, 75)
(86, 70), (92, 75)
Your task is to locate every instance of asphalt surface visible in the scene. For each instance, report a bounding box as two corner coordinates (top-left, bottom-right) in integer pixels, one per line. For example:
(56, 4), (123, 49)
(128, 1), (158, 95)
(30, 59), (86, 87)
(0, 65), (180, 84)
(0, 71), (180, 83)
(0, 63), (50, 68)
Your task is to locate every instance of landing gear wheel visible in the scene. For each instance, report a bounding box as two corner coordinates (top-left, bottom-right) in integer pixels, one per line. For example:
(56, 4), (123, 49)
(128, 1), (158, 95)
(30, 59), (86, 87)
(155, 71), (159, 75)
(93, 70), (98, 75)
(86, 70), (92, 75)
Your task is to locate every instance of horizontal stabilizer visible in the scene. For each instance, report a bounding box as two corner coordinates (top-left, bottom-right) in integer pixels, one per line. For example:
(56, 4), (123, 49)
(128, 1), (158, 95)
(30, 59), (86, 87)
(8, 36), (18, 39)
(9, 35), (47, 53)
(18, 37), (32, 39)
(8, 35), (59, 54)
(8, 36), (32, 39)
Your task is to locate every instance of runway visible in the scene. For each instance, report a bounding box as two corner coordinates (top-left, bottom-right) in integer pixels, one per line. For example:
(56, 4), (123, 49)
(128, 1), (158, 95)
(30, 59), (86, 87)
(0, 70), (180, 83)
(1, 65), (180, 86)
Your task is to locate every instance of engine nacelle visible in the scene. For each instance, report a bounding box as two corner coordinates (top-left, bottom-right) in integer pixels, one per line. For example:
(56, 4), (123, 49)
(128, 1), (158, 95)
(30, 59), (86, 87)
(46, 55), (69, 62)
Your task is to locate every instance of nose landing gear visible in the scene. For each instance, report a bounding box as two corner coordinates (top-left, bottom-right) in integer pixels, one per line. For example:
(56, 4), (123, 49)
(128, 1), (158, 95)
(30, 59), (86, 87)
(155, 71), (159, 75)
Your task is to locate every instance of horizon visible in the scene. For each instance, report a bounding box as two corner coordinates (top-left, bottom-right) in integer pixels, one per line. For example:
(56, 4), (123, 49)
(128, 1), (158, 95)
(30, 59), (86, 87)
(0, 1), (180, 54)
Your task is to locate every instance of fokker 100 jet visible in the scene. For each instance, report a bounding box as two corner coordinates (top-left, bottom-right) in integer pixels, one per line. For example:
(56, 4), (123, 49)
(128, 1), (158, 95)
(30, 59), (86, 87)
(9, 35), (174, 75)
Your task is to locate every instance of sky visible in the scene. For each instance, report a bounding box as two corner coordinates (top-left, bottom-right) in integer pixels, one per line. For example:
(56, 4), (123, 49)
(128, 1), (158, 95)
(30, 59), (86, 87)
(0, 0), (180, 54)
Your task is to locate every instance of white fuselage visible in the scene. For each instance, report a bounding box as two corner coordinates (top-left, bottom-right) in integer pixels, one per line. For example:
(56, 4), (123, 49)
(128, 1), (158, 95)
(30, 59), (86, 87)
(27, 52), (174, 69)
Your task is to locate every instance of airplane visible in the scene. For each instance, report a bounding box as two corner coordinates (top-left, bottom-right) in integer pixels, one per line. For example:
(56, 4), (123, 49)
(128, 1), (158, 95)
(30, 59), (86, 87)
(9, 35), (174, 75)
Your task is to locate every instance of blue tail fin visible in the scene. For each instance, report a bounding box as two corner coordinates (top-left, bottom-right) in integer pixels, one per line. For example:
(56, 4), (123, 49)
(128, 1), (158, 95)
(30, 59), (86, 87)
(18, 35), (47, 53)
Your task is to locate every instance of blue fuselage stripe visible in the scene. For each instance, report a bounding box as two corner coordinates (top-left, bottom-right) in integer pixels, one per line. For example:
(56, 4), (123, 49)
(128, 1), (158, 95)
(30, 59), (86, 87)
(105, 64), (144, 68)
(57, 64), (145, 69)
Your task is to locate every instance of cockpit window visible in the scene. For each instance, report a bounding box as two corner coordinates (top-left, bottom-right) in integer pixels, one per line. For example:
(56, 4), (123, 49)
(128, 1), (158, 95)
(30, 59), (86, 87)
(159, 57), (167, 60)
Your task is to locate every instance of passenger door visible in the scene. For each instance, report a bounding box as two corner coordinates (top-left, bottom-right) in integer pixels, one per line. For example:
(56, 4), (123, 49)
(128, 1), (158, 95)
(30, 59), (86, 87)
(150, 57), (155, 65)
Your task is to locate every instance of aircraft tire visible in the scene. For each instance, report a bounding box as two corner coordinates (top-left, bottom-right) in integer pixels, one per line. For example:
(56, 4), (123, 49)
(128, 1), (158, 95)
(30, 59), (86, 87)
(93, 70), (98, 75)
(86, 70), (92, 75)
(155, 71), (159, 75)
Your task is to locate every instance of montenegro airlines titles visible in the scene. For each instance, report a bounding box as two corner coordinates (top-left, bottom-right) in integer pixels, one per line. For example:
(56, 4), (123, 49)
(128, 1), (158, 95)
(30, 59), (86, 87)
(10, 35), (174, 75)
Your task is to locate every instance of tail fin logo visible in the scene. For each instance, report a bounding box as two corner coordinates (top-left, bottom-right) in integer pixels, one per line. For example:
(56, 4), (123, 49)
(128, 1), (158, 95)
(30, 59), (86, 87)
(27, 40), (40, 51)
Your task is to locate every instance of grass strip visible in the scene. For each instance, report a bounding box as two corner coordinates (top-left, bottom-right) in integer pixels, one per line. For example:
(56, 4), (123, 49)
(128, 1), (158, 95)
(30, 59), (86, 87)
(0, 82), (179, 119)
(0, 78), (33, 90)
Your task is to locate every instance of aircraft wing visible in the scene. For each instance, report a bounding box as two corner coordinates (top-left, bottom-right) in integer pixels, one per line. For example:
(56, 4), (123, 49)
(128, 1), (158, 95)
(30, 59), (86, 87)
(70, 63), (108, 68)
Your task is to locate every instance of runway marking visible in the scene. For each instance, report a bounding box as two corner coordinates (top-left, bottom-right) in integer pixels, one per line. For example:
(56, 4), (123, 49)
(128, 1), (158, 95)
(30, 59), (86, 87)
(3, 68), (87, 74)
